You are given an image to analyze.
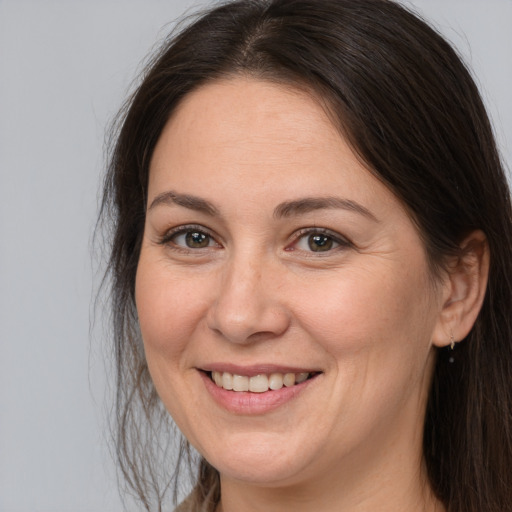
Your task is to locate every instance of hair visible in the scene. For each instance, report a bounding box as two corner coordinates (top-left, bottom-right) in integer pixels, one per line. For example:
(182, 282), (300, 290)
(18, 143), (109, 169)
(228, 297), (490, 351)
(99, 0), (512, 510)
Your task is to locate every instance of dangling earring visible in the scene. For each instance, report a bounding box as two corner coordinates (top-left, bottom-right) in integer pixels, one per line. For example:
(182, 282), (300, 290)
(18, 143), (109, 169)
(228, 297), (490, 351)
(449, 333), (456, 363)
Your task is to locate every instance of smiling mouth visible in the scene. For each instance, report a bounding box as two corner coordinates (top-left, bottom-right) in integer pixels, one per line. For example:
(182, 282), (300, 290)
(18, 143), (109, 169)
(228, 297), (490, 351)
(208, 371), (319, 393)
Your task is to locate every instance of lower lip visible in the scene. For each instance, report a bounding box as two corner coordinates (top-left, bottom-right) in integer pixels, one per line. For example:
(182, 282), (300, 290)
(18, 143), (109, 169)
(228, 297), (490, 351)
(199, 371), (318, 415)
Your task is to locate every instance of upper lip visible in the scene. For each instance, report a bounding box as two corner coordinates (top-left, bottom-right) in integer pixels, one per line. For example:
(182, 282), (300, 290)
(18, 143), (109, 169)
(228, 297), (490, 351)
(199, 363), (321, 377)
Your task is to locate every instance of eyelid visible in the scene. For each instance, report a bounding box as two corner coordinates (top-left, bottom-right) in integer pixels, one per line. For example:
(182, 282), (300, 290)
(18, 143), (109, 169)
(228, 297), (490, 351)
(286, 227), (353, 253)
(159, 224), (222, 249)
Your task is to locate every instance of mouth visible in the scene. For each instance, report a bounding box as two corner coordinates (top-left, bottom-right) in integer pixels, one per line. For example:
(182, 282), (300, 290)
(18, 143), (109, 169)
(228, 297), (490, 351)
(207, 370), (320, 393)
(199, 367), (322, 414)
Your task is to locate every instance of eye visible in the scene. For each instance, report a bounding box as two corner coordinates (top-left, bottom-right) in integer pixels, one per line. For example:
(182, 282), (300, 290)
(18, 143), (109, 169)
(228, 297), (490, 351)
(290, 229), (350, 253)
(162, 225), (220, 250)
(303, 233), (336, 252)
(178, 230), (212, 248)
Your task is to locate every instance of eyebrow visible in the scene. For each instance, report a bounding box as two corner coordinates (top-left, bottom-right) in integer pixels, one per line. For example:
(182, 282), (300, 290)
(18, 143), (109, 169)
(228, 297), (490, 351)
(148, 191), (219, 216)
(273, 197), (378, 222)
(148, 190), (377, 222)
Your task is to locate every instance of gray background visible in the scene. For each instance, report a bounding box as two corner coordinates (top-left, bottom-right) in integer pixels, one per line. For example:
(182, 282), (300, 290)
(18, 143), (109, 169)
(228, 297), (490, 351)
(0, 1), (510, 511)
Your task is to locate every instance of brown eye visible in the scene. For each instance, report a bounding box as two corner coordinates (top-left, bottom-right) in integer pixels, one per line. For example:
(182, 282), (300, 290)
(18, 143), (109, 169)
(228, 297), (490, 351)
(166, 228), (218, 249)
(307, 234), (334, 252)
(184, 231), (210, 248)
(290, 229), (349, 254)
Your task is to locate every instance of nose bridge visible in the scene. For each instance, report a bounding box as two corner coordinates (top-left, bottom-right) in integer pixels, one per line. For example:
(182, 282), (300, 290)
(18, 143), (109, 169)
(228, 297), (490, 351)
(207, 247), (289, 343)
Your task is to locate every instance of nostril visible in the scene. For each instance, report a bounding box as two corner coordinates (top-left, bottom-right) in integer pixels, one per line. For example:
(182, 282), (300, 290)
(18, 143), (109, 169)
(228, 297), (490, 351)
(206, 306), (290, 345)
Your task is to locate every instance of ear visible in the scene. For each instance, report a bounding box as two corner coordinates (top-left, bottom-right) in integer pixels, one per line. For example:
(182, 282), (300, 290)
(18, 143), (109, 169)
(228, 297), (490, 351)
(432, 230), (490, 347)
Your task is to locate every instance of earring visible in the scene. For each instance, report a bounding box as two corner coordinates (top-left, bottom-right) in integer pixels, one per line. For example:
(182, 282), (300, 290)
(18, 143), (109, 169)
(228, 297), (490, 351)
(449, 333), (456, 363)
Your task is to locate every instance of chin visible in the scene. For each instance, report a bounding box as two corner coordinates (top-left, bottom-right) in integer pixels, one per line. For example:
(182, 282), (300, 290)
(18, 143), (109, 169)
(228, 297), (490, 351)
(197, 430), (318, 486)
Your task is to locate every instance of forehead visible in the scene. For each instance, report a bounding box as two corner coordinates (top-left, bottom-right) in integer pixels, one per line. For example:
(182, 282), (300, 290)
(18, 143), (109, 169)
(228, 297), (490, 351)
(149, 78), (382, 201)
(156, 79), (339, 158)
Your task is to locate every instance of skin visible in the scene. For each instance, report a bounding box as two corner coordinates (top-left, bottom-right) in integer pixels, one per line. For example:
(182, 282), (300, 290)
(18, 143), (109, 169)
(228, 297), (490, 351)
(136, 78), (488, 511)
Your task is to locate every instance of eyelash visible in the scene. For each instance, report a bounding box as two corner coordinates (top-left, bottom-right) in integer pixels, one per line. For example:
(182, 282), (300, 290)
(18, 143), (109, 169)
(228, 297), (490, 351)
(158, 225), (352, 255)
(287, 228), (352, 254)
(159, 224), (221, 252)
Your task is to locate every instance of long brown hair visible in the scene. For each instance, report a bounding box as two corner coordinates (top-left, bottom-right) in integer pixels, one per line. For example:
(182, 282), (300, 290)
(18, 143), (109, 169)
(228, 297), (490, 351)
(99, 1), (512, 510)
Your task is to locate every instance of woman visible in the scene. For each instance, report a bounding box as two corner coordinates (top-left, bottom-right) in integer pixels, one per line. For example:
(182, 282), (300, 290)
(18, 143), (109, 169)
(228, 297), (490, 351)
(100, 0), (512, 510)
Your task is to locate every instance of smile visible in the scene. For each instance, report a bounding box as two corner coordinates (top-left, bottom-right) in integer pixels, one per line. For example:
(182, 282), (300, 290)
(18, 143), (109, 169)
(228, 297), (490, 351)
(210, 371), (315, 392)
(199, 368), (322, 414)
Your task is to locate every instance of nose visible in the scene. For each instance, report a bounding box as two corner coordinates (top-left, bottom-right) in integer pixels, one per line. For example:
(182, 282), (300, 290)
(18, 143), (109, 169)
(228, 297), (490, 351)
(206, 253), (290, 344)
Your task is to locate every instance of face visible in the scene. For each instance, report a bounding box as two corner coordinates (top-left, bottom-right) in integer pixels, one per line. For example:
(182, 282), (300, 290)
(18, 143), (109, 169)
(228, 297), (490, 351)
(136, 78), (446, 489)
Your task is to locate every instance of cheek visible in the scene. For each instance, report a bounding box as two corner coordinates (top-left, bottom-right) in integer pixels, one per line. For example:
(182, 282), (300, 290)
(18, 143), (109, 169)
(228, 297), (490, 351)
(292, 258), (436, 372)
(135, 256), (207, 364)
(294, 262), (437, 432)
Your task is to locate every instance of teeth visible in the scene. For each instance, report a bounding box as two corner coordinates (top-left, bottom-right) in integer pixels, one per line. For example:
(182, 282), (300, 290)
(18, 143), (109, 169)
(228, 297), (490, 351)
(269, 373), (283, 390)
(283, 373), (295, 387)
(211, 371), (312, 392)
(233, 374), (249, 392)
(296, 372), (309, 384)
(222, 372), (233, 390)
(213, 371), (223, 387)
(249, 374), (268, 393)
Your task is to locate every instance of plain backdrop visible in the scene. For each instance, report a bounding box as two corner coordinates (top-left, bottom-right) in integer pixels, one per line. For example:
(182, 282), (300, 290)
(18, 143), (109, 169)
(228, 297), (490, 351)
(0, 1), (510, 511)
